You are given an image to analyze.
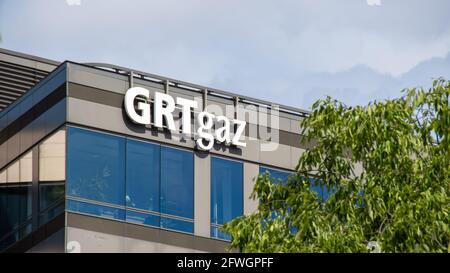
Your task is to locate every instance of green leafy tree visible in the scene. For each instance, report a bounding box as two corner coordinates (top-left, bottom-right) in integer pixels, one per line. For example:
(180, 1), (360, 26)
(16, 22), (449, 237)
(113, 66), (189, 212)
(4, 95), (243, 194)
(223, 79), (450, 253)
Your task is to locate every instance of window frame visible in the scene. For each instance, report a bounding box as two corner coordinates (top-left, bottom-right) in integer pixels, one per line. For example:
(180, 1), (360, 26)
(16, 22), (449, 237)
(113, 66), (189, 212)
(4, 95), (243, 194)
(210, 155), (244, 240)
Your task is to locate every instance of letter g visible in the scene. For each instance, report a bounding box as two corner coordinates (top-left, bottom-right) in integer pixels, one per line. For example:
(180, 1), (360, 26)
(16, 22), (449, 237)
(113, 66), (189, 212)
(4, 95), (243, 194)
(124, 87), (151, 124)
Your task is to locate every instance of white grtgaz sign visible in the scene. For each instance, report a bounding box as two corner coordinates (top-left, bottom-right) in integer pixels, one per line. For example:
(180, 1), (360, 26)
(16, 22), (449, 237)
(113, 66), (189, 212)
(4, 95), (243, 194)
(124, 87), (246, 150)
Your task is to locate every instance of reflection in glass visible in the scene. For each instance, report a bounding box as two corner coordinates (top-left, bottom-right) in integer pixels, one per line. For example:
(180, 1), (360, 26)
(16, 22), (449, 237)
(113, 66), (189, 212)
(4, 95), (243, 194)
(160, 146), (194, 220)
(259, 166), (292, 184)
(0, 184), (32, 250)
(1, 129), (67, 250)
(66, 127), (196, 234)
(0, 150), (33, 250)
(67, 199), (125, 221)
(126, 140), (160, 212)
(126, 210), (159, 227)
(211, 157), (243, 240)
(39, 182), (65, 226)
(67, 128), (125, 206)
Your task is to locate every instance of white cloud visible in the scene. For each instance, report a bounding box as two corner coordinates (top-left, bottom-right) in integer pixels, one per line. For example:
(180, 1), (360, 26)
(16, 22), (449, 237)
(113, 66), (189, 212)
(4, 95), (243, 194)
(367, 0), (382, 6)
(0, 0), (449, 109)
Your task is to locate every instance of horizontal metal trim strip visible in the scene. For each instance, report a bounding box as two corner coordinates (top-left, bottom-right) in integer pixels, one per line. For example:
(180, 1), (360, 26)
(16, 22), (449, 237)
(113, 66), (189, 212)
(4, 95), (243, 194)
(0, 96), (18, 102)
(0, 80), (34, 93)
(67, 196), (194, 223)
(0, 85), (28, 93)
(125, 206), (160, 217)
(0, 75), (36, 88)
(0, 61), (49, 77)
(0, 48), (60, 67)
(66, 196), (125, 209)
(0, 68), (44, 84)
(0, 88), (27, 97)
(0, 71), (45, 83)
(0, 84), (29, 94)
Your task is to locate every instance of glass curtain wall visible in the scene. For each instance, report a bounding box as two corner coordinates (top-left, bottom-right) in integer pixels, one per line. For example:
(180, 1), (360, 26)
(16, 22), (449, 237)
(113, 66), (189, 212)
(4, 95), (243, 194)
(66, 127), (194, 233)
(0, 151), (32, 250)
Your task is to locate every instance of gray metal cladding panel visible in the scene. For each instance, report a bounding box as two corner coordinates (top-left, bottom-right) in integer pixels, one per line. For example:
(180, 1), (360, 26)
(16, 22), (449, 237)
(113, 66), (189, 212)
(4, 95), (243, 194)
(6, 133), (20, 163)
(243, 162), (259, 215)
(66, 212), (229, 253)
(67, 83), (123, 108)
(0, 142), (6, 168)
(194, 153), (211, 238)
(67, 63), (129, 94)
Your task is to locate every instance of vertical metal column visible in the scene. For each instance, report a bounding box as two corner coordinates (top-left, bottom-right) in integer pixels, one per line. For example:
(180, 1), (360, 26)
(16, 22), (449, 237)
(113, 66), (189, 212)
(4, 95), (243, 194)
(164, 80), (170, 95)
(194, 152), (211, 238)
(31, 146), (40, 231)
(202, 89), (208, 110)
(234, 96), (239, 119)
(129, 71), (134, 88)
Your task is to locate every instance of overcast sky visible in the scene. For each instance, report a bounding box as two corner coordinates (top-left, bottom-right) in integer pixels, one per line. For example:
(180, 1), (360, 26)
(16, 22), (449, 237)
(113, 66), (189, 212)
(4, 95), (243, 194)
(1, 0), (449, 110)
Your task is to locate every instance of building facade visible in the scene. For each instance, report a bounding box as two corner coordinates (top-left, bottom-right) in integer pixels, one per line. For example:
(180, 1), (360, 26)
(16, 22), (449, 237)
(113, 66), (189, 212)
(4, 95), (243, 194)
(0, 48), (311, 253)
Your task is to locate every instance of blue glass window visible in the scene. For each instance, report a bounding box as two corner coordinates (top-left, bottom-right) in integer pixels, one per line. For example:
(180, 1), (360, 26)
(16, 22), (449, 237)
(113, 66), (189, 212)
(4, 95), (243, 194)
(126, 140), (160, 212)
(126, 210), (159, 227)
(160, 146), (194, 232)
(259, 166), (292, 184)
(260, 166), (333, 201)
(160, 146), (194, 219)
(310, 178), (335, 202)
(67, 199), (125, 220)
(211, 226), (232, 241)
(161, 217), (194, 234)
(211, 157), (243, 240)
(39, 182), (65, 226)
(0, 183), (32, 250)
(67, 128), (126, 206)
(66, 127), (195, 233)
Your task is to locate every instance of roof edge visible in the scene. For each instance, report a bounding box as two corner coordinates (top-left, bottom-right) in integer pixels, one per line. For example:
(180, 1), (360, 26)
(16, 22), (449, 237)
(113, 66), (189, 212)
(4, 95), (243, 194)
(0, 47), (60, 66)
